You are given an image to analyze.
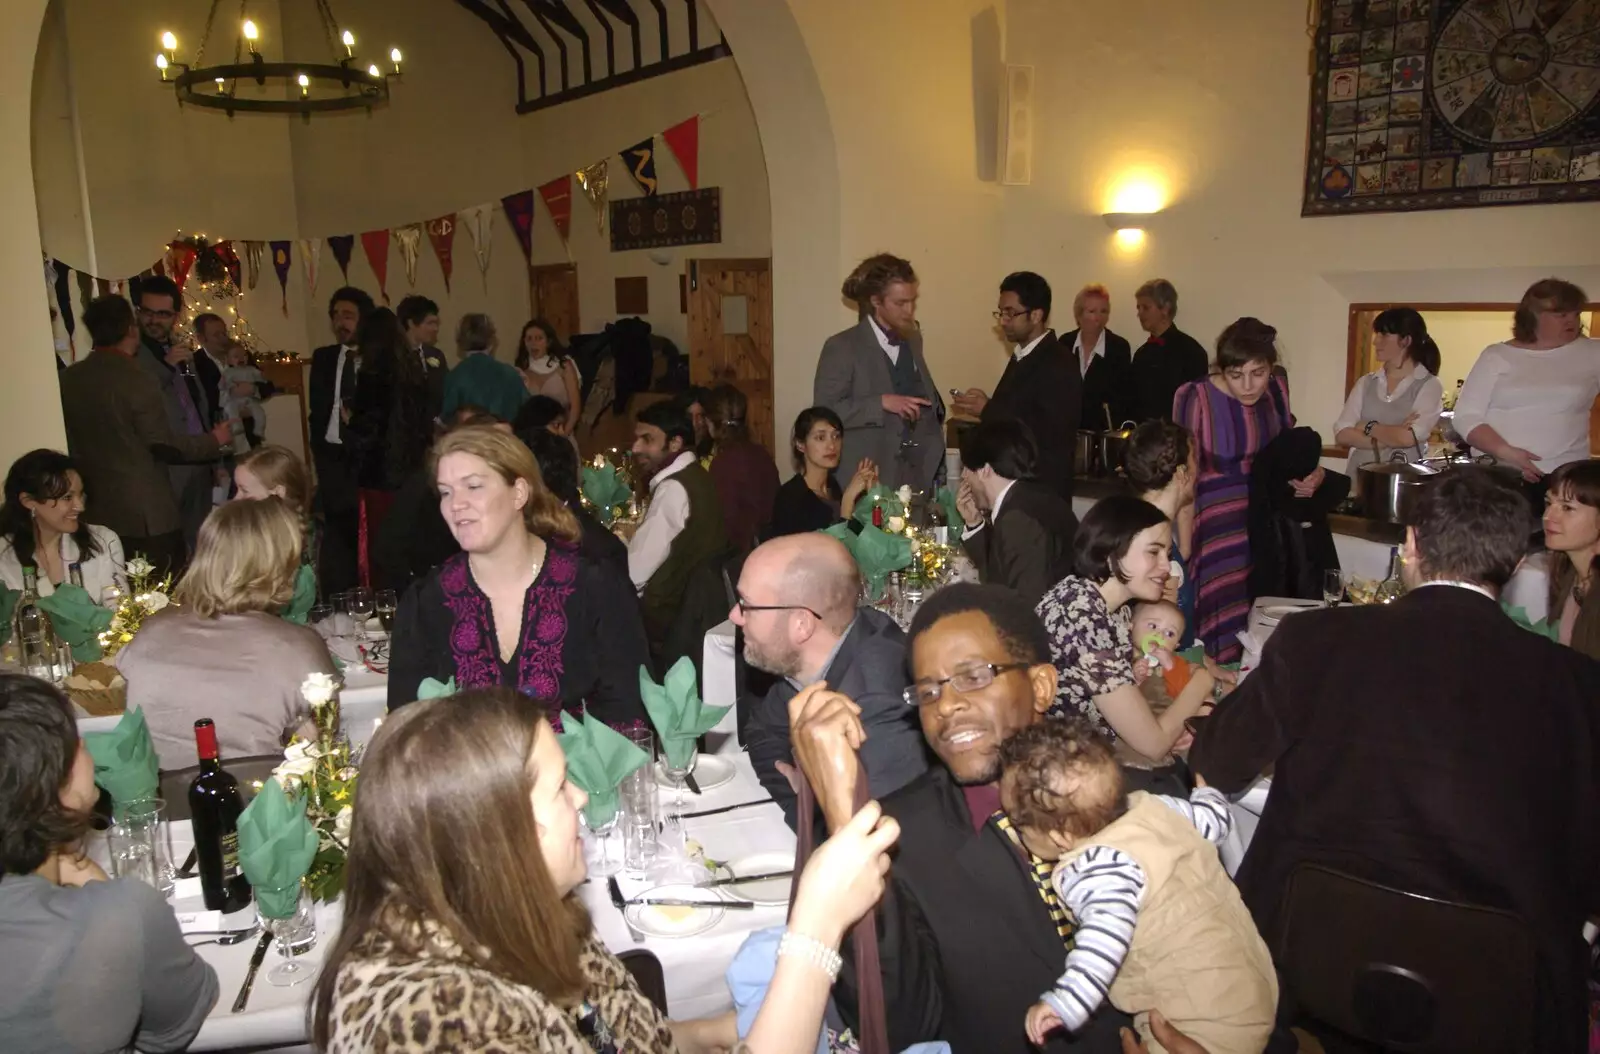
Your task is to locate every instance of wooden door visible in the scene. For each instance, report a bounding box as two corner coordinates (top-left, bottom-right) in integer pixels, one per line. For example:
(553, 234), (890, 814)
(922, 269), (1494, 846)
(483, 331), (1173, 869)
(687, 258), (775, 455)
(530, 264), (580, 343)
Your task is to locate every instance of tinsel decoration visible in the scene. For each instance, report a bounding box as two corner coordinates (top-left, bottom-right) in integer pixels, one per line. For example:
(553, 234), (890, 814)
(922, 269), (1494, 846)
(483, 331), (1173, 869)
(393, 224), (422, 288)
(244, 241), (265, 290)
(576, 160), (609, 234)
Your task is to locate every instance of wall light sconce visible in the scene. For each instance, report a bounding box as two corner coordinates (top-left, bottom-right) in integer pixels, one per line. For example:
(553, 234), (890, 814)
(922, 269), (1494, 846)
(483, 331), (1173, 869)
(1102, 212), (1153, 231)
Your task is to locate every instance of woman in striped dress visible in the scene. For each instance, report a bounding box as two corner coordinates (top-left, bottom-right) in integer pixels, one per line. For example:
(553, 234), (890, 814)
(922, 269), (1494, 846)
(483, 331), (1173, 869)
(1173, 318), (1308, 661)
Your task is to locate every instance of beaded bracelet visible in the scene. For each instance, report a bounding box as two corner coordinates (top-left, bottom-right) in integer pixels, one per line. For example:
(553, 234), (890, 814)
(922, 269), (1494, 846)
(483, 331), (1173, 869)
(778, 930), (843, 981)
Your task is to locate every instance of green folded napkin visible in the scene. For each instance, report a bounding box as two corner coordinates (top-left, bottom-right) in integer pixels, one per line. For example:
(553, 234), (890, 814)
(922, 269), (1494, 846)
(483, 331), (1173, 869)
(280, 565), (317, 626)
(556, 709), (650, 825)
(851, 484), (905, 528)
(36, 584), (112, 663)
(416, 676), (457, 700)
(823, 521), (913, 599)
(1502, 603), (1560, 641)
(0, 583), (16, 645)
(237, 778), (320, 919)
(581, 463), (632, 526)
(934, 485), (962, 531)
(639, 658), (730, 769)
(82, 707), (159, 805)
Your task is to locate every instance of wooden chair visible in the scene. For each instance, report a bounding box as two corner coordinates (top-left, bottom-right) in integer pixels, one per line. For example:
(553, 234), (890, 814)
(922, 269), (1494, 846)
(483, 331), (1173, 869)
(159, 754), (285, 822)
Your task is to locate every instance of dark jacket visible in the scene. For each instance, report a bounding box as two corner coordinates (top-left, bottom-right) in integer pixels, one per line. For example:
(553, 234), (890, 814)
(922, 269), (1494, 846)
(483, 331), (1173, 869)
(1190, 587), (1600, 1054)
(744, 608), (930, 828)
(1130, 325), (1209, 422)
(194, 347), (273, 420)
(981, 331), (1081, 500)
(709, 441), (779, 556)
(1246, 427), (1348, 603)
(1064, 327), (1134, 431)
(371, 464), (460, 595)
(417, 344), (450, 422)
(307, 343), (349, 458)
(640, 460), (730, 644)
(346, 358), (431, 492)
(961, 481), (1078, 607)
(769, 473), (843, 539)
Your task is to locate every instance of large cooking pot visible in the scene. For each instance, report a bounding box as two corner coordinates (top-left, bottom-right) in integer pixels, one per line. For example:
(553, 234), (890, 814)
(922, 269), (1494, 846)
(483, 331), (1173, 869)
(1357, 454), (1440, 524)
(1095, 421), (1138, 477)
(1419, 451), (1526, 488)
(1073, 431), (1095, 477)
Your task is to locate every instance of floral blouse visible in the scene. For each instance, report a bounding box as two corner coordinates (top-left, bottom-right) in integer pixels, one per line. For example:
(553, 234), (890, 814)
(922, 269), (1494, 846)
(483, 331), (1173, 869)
(1035, 575), (1137, 737)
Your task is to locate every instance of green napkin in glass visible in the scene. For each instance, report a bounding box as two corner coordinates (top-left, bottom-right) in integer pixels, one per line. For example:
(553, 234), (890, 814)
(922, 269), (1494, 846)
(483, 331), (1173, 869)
(280, 565), (317, 626)
(851, 484), (906, 528)
(1502, 603), (1560, 641)
(581, 463), (632, 526)
(36, 584), (112, 663)
(416, 676), (457, 700)
(934, 485), (962, 531)
(823, 521), (913, 600)
(237, 778), (320, 919)
(82, 707), (159, 806)
(639, 657), (729, 769)
(556, 709), (650, 824)
(0, 583), (17, 646)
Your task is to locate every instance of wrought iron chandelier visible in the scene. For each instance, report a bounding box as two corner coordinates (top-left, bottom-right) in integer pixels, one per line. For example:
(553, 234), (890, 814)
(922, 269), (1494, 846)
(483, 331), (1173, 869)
(154, 0), (404, 118)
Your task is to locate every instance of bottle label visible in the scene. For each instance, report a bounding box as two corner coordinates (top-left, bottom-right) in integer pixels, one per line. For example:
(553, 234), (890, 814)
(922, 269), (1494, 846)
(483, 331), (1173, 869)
(220, 831), (242, 879)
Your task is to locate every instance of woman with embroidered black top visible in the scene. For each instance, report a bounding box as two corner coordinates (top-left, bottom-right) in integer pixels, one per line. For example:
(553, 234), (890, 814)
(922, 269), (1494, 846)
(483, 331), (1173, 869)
(387, 426), (648, 727)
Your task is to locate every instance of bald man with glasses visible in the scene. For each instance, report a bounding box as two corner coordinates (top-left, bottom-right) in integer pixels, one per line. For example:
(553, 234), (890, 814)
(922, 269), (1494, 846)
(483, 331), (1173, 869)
(733, 533), (931, 829)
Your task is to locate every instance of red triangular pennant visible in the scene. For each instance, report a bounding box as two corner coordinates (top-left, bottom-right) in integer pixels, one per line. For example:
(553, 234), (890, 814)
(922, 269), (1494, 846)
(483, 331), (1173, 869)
(426, 214), (457, 292)
(662, 116), (700, 190)
(360, 230), (391, 304)
(536, 177), (571, 245)
(167, 242), (199, 292)
(503, 190), (536, 261)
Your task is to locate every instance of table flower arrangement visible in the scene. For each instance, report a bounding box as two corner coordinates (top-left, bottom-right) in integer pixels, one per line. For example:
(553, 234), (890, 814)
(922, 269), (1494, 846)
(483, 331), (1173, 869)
(269, 672), (357, 902)
(581, 448), (641, 526)
(97, 556), (175, 659)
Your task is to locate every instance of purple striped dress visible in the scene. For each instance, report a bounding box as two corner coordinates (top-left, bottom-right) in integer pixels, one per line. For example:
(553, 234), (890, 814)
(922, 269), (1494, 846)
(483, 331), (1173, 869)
(1174, 374), (1291, 660)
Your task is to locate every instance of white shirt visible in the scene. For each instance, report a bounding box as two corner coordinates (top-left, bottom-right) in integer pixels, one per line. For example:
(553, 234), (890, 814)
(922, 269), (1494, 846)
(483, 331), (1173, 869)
(0, 525), (125, 602)
(1072, 329), (1107, 376)
(325, 344), (355, 445)
(1014, 330), (1053, 363)
(1332, 362), (1445, 469)
(1413, 580), (1496, 601)
(1452, 337), (1600, 470)
(962, 478), (1018, 540)
(627, 451), (697, 592)
(868, 316), (900, 365)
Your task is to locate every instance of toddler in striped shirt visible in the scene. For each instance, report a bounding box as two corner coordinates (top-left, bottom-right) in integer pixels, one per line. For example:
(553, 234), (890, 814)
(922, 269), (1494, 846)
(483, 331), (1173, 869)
(998, 719), (1278, 1053)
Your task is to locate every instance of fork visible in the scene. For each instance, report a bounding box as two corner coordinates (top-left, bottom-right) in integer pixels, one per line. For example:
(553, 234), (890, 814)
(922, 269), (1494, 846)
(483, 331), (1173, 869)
(607, 876), (646, 942)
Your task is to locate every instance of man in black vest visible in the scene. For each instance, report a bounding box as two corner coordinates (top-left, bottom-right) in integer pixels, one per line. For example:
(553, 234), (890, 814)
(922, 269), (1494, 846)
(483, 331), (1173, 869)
(1128, 278), (1208, 423)
(951, 271), (1080, 500)
(308, 286), (373, 595)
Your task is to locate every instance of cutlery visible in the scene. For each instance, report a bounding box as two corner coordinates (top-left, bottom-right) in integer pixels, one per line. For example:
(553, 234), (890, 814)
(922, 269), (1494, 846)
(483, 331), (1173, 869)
(607, 877), (646, 941)
(685, 772), (703, 795)
(622, 896), (755, 910)
(187, 930), (259, 947)
(680, 798), (773, 820)
(184, 926), (260, 940)
(703, 869), (793, 889)
(231, 933), (272, 1013)
(176, 847), (197, 878)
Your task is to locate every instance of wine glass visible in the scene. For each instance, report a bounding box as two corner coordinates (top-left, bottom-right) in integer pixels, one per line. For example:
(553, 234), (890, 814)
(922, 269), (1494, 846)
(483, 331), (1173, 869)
(347, 588), (375, 644)
(661, 749), (698, 815)
(373, 589), (398, 633)
(582, 797), (622, 878)
(1323, 569), (1345, 608)
(265, 883), (316, 987)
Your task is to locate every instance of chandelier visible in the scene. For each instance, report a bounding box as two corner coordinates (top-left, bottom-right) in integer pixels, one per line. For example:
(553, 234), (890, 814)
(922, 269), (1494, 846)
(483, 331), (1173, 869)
(154, 0), (404, 118)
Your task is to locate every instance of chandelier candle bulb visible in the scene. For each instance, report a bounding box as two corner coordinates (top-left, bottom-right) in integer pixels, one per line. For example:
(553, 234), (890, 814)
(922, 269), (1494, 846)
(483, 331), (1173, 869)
(341, 29), (354, 55)
(389, 46), (402, 73)
(297, 72), (309, 97)
(367, 64), (380, 78)
(155, 53), (169, 78)
(242, 19), (259, 50)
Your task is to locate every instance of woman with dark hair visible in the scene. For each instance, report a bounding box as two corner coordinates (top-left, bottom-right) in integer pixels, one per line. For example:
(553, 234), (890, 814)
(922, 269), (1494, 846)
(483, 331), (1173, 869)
(517, 318), (583, 434)
(1542, 459), (1600, 661)
(769, 407), (878, 538)
(1173, 318), (1299, 661)
(1455, 277), (1598, 483)
(0, 449), (122, 600)
(1122, 421), (1199, 645)
(705, 384), (779, 555)
(1037, 495), (1215, 765)
(347, 307), (432, 586)
(519, 426), (629, 576)
(1333, 307), (1445, 472)
(0, 674), (217, 1052)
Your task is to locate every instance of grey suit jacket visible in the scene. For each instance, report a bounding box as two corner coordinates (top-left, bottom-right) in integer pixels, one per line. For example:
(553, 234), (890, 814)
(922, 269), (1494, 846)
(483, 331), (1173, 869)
(59, 350), (223, 538)
(813, 317), (946, 491)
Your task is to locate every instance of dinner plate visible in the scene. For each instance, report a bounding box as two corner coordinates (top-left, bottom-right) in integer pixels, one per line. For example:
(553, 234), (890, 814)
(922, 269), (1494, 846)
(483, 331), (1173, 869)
(655, 753), (736, 792)
(1258, 602), (1319, 623)
(623, 883), (728, 938)
(720, 851), (795, 906)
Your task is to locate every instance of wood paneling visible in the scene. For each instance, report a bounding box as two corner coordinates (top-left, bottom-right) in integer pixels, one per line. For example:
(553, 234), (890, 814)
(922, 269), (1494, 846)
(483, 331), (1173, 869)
(530, 264), (580, 343)
(687, 259), (775, 455)
(615, 276), (649, 315)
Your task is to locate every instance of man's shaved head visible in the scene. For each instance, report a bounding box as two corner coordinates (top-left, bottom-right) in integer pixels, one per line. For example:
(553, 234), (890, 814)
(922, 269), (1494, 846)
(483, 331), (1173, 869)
(733, 533), (862, 678)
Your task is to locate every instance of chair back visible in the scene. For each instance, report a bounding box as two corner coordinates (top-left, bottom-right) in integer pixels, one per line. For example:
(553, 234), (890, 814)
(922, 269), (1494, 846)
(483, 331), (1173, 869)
(159, 755), (285, 821)
(619, 948), (669, 1016)
(1275, 864), (1540, 1053)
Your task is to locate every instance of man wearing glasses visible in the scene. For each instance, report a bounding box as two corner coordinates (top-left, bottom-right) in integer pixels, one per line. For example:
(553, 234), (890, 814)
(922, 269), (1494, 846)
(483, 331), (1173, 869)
(786, 582), (1131, 1052)
(950, 272), (1081, 500)
(733, 533), (930, 830)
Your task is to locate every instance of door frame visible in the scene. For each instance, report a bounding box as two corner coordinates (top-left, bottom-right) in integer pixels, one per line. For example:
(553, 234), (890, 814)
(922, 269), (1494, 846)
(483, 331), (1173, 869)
(529, 262), (581, 343)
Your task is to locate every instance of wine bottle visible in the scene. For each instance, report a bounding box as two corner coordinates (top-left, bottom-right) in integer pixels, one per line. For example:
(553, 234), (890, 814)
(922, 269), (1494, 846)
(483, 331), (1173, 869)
(68, 562), (85, 589)
(13, 567), (64, 684)
(1375, 546), (1405, 605)
(189, 719), (253, 914)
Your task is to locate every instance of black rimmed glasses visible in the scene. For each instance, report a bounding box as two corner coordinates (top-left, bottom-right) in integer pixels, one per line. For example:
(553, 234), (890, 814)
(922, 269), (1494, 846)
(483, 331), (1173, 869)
(734, 596), (822, 619)
(902, 662), (1031, 707)
(991, 308), (1029, 322)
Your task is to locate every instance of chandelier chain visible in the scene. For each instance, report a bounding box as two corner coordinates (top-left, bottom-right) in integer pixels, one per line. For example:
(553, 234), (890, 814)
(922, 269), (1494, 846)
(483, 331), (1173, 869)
(193, 0), (225, 67)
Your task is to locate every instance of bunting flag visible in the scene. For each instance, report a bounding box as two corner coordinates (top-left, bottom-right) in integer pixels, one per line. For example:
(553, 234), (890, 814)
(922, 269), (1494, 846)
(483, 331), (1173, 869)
(360, 230), (391, 303)
(536, 177), (571, 246)
(503, 190), (537, 261)
(662, 116), (700, 189)
(270, 240), (292, 315)
(460, 204), (493, 289)
(299, 238), (322, 301)
(426, 214), (457, 291)
(166, 241), (199, 291)
(244, 241), (265, 289)
(620, 137), (659, 196)
(75, 270), (94, 317)
(393, 224), (423, 288)
(50, 259), (75, 362)
(216, 240), (243, 289)
(576, 160), (609, 233)
(328, 234), (356, 281)
(96, 277), (111, 298)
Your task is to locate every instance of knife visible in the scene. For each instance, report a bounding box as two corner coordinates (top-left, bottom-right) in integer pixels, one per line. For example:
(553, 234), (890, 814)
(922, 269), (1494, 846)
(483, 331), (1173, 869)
(680, 798), (773, 820)
(625, 897), (756, 910)
(703, 869), (793, 889)
(232, 932), (273, 1013)
(685, 771), (703, 795)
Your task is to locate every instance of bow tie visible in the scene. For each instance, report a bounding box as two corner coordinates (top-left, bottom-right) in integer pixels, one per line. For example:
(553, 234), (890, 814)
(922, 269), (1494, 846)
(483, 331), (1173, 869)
(1147, 334), (1166, 347)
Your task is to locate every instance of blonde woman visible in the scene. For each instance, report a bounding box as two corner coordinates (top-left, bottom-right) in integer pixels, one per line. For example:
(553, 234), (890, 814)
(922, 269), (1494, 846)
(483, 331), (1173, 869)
(387, 426), (648, 727)
(234, 444), (320, 604)
(120, 498), (337, 771)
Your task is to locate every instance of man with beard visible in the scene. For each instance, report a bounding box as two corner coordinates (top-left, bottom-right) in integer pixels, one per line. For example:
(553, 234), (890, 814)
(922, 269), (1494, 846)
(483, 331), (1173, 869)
(733, 533), (930, 828)
(814, 253), (946, 492)
(787, 583), (1131, 1052)
(308, 286), (374, 595)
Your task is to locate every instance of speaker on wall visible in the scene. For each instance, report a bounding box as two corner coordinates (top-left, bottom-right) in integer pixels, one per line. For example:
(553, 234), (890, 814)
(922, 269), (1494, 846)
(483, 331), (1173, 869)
(1001, 64), (1034, 187)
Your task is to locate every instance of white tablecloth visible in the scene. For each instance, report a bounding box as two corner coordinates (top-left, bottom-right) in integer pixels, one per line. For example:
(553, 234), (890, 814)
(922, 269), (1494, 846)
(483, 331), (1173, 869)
(702, 621), (741, 740)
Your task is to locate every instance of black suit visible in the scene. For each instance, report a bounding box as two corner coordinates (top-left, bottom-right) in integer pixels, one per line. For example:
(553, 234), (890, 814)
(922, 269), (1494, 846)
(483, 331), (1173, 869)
(1063, 327), (1134, 430)
(960, 481), (1078, 606)
(1129, 325), (1208, 422)
(309, 343), (360, 594)
(414, 344), (450, 422)
(1191, 586), (1600, 1054)
(981, 331), (1080, 500)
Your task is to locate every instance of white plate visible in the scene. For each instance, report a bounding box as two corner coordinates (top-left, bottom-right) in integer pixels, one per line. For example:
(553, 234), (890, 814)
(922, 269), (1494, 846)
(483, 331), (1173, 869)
(721, 851), (795, 906)
(623, 883), (728, 938)
(655, 753), (736, 792)
(1259, 603), (1318, 623)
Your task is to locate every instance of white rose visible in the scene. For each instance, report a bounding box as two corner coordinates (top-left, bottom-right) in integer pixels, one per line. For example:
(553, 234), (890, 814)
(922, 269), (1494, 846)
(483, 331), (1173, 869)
(334, 805), (353, 842)
(896, 485), (912, 506)
(887, 515), (906, 534)
(125, 557), (153, 578)
(136, 591), (169, 614)
(300, 671), (341, 708)
(273, 740), (321, 788)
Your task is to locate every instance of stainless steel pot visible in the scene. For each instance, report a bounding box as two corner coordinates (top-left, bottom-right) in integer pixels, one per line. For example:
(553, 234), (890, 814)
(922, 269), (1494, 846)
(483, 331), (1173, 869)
(1095, 421), (1137, 477)
(1357, 455), (1440, 524)
(1074, 431), (1095, 477)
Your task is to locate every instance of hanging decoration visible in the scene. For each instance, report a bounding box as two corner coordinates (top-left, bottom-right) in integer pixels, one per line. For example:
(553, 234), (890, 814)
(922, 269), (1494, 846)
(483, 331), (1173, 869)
(611, 187), (722, 252)
(328, 234), (356, 281)
(75, 271), (95, 319)
(393, 224), (423, 288)
(620, 138), (658, 196)
(425, 214), (457, 292)
(300, 238), (322, 302)
(502, 190), (537, 261)
(165, 240), (199, 291)
(216, 240), (242, 289)
(270, 240), (292, 315)
(243, 241), (265, 289)
(51, 260), (76, 362)
(576, 160), (609, 233)
(360, 230), (391, 303)
(460, 204), (493, 289)
(662, 116), (700, 189)
(537, 176), (572, 246)
(186, 240), (264, 352)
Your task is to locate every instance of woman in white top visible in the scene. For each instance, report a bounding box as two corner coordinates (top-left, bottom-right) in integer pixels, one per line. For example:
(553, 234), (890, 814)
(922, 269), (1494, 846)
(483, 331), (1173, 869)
(1333, 307), (1445, 473)
(515, 319), (582, 433)
(1453, 278), (1599, 482)
(0, 450), (123, 601)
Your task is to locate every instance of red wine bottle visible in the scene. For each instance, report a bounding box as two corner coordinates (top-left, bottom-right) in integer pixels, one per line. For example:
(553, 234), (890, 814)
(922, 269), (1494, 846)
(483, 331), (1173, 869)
(189, 719), (252, 913)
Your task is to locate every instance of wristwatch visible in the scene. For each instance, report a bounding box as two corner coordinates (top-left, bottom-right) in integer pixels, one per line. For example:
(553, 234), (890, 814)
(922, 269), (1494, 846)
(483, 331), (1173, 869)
(1362, 420), (1377, 437)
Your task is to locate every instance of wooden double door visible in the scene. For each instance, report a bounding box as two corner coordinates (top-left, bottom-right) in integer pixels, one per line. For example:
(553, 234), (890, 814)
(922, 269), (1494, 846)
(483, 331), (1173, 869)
(686, 258), (775, 455)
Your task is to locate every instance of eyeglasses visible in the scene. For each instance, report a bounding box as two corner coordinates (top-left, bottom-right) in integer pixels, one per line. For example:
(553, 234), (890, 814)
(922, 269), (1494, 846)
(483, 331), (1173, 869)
(991, 309), (1030, 321)
(902, 662), (1031, 707)
(734, 596), (821, 619)
(138, 308), (177, 320)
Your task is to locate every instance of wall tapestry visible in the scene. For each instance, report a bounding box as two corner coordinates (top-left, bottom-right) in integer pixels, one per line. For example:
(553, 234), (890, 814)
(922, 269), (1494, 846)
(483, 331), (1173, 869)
(1303, 0), (1600, 216)
(610, 188), (722, 251)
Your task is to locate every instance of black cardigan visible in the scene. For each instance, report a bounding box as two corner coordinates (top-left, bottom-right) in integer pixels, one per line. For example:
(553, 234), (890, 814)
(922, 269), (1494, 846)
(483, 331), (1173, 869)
(769, 473), (844, 539)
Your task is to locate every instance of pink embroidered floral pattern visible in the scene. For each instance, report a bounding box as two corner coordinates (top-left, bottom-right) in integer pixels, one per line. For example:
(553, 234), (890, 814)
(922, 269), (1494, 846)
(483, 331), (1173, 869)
(438, 545), (578, 709)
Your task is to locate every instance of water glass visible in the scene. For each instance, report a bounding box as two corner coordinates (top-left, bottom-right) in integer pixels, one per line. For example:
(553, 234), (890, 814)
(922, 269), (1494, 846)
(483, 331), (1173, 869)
(264, 883), (317, 986)
(1323, 569), (1345, 608)
(620, 769), (660, 877)
(583, 797), (622, 878)
(109, 798), (174, 898)
(346, 588), (375, 643)
(661, 748), (698, 814)
(373, 589), (398, 633)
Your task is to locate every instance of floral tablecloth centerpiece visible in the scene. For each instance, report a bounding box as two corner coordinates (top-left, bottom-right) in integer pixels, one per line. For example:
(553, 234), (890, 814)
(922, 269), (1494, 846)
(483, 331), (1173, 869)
(268, 672), (357, 902)
(97, 556), (175, 660)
